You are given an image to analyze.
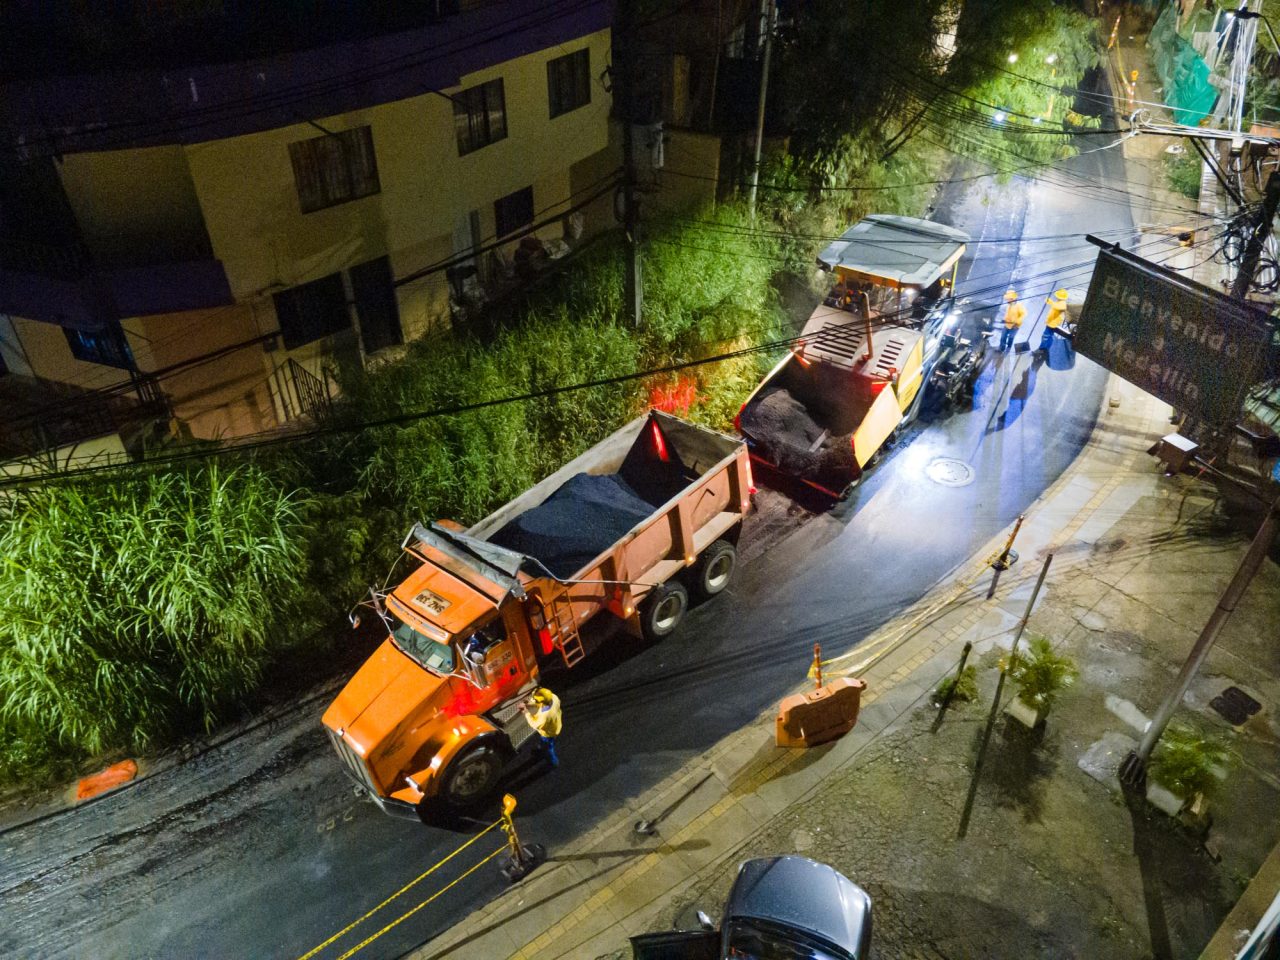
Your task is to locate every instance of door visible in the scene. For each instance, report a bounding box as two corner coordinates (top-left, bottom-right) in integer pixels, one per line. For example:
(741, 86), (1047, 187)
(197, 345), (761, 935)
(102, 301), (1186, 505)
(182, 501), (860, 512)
(628, 930), (719, 960)
(350, 256), (402, 354)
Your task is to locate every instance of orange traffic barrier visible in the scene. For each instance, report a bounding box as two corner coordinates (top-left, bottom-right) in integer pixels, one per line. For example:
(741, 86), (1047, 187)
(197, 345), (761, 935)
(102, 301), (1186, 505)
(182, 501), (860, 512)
(776, 678), (866, 747)
(75, 759), (138, 801)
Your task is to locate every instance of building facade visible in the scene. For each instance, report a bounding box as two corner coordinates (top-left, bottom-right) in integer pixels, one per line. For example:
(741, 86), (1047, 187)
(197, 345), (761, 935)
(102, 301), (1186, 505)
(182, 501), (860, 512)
(0, 0), (615, 450)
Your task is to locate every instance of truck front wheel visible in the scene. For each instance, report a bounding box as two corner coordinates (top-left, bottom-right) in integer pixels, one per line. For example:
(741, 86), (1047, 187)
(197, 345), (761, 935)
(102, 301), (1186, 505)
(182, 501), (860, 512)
(640, 581), (689, 642)
(691, 540), (737, 600)
(440, 743), (506, 809)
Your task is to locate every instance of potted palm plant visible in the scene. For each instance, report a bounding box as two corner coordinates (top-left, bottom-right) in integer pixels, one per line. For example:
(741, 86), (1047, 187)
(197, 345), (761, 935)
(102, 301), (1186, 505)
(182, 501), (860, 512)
(1145, 723), (1228, 819)
(1005, 636), (1078, 728)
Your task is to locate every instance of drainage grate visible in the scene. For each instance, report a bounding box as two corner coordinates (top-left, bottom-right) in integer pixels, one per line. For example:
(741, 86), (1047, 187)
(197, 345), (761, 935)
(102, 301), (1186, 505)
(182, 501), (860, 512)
(1209, 686), (1262, 726)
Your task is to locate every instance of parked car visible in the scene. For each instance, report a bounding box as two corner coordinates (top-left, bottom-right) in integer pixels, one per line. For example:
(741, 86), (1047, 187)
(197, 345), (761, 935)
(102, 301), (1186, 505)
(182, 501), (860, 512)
(629, 856), (872, 960)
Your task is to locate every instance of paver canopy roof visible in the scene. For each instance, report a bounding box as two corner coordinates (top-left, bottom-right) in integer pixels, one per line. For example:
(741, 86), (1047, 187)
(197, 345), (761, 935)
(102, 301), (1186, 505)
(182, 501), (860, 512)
(817, 215), (970, 289)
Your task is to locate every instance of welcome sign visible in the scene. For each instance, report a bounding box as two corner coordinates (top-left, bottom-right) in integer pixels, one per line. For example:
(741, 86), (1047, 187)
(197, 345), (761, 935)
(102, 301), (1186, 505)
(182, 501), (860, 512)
(1076, 246), (1273, 425)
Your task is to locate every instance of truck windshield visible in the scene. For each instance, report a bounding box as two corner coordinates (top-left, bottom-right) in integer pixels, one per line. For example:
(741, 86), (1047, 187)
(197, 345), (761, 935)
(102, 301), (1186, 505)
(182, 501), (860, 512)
(387, 612), (454, 674)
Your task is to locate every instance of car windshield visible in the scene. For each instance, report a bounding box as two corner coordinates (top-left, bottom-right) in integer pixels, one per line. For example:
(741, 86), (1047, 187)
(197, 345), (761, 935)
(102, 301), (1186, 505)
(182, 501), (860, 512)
(725, 917), (855, 960)
(387, 611), (454, 673)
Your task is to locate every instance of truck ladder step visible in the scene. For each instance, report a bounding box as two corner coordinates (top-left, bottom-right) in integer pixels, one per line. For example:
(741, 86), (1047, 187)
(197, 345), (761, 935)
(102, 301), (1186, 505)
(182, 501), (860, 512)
(549, 598), (586, 668)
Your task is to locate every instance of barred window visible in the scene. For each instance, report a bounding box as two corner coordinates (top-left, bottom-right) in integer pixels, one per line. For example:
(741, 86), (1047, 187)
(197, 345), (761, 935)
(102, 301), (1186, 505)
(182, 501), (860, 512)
(288, 126), (380, 214)
(547, 49), (591, 118)
(454, 78), (507, 156)
(64, 322), (134, 369)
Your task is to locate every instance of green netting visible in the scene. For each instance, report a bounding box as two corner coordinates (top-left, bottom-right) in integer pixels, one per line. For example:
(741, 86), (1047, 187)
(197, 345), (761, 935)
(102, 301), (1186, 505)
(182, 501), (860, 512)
(1147, 1), (1219, 125)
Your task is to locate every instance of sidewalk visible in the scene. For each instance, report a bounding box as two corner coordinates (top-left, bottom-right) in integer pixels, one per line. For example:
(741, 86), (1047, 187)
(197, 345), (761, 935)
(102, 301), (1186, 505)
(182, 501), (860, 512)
(415, 376), (1280, 960)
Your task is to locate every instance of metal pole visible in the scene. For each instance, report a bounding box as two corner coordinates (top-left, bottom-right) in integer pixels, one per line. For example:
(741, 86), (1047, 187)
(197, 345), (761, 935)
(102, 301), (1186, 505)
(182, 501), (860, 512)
(1230, 169), (1280, 300)
(745, 0), (776, 219)
(931, 641), (973, 733)
(986, 514), (1025, 599)
(617, 0), (642, 328)
(959, 553), (1052, 838)
(1121, 496), (1280, 784)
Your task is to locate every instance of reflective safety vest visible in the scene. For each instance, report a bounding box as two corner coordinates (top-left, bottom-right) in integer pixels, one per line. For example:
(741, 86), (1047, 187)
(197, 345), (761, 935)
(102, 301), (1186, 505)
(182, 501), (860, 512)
(1045, 298), (1068, 329)
(1003, 302), (1026, 329)
(525, 690), (562, 737)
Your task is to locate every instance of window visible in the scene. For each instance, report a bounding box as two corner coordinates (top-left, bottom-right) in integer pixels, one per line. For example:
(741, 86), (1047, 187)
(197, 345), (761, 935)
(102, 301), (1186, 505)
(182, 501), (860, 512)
(64, 322), (134, 369)
(273, 273), (349, 350)
(494, 186), (534, 239)
(288, 126), (380, 213)
(547, 48), (591, 118)
(454, 78), (507, 155)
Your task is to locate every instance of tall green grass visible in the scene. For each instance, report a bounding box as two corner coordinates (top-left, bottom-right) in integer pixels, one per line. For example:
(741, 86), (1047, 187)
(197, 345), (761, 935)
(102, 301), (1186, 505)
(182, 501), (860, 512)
(0, 465), (308, 776)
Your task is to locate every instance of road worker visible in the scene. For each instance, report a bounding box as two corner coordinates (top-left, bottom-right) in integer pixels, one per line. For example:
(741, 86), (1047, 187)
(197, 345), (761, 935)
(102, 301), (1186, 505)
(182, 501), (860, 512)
(998, 289), (1025, 352)
(520, 687), (562, 768)
(1039, 288), (1069, 352)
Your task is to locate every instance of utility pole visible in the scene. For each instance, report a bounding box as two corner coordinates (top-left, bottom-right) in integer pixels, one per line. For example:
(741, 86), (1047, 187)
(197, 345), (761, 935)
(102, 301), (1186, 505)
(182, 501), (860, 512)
(1230, 170), (1280, 299)
(1120, 495), (1280, 785)
(746, 0), (777, 219)
(617, 0), (642, 327)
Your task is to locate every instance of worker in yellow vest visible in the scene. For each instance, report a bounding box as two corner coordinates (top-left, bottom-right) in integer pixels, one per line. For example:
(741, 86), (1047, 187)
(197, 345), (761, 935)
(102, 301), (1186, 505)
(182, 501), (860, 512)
(1039, 288), (1069, 353)
(998, 289), (1025, 351)
(520, 687), (562, 768)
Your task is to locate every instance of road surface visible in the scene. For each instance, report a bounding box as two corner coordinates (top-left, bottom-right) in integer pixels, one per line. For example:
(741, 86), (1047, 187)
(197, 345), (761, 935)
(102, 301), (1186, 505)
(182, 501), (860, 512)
(2, 132), (1150, 960)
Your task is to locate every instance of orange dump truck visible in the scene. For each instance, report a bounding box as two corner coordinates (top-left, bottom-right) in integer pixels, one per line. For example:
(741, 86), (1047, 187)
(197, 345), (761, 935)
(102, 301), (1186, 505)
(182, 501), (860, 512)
(323, 411), (752, 816)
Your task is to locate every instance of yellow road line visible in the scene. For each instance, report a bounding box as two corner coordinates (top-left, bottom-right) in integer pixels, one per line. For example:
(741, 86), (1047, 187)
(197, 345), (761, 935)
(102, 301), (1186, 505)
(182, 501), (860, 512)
(336, 845), (509, 960)
(296, 819), (502, 960)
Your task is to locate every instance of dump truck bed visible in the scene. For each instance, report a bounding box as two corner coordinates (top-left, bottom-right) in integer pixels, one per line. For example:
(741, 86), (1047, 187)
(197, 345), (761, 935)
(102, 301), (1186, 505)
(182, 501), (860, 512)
(468, 411), (751, 614)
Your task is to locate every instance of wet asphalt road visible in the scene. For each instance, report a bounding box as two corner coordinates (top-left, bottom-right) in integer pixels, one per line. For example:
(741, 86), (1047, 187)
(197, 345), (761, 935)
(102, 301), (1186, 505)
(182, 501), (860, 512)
(2, 138), (1150, 960)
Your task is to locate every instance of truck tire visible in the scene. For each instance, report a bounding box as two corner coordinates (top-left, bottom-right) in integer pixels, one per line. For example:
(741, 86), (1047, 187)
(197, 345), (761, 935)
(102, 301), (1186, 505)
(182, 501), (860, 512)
(691, 540), (737, 600)
(640, 581), (689, 642)
(440, 742), (506, 809)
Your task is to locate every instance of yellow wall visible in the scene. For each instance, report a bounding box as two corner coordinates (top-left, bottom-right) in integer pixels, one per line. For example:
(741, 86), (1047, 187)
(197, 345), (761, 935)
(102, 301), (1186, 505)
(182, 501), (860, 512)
(184, 28), (612, 302)
(12, 27), (614, 442)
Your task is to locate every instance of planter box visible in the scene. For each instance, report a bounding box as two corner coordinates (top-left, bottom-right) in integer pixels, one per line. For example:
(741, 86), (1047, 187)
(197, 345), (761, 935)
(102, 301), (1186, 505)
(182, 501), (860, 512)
(1146, 780), (1186, 817)
(1004, 695), (1043, 728)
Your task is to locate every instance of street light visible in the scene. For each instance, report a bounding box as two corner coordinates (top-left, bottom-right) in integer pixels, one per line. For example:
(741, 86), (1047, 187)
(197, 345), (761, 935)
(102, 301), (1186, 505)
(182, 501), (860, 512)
(1007, 52), (1018, 63)
(1045, 53), (1058, 65)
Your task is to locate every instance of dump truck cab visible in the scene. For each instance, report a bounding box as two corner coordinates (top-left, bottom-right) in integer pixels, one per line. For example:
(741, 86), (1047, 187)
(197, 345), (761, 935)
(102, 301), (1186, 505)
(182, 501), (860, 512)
(323, 524), (543, 817)
(737, 216), (977, 498)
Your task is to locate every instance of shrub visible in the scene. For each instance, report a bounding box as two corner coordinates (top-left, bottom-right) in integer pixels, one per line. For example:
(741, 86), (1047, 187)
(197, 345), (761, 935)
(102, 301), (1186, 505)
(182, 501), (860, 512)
(1009, 636), (1078, 711)
(1148, 723), (1229, 799)
(935, 665), (979, 704)
(0, 465), (309, 759)
(1164, 151), (1201, 200)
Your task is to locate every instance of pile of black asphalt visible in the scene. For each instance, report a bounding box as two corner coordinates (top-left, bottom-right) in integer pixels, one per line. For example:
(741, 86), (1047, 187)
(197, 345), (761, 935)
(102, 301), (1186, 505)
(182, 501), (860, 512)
(739, 383), (857, 483)
(489, 472), (659, 579)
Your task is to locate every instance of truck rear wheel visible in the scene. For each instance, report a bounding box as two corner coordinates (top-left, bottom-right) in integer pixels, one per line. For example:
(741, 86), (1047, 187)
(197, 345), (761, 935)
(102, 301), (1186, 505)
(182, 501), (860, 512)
(640, 581), (689, 642)
(440, 742), (506, 809)
(691, 540), (737, 600)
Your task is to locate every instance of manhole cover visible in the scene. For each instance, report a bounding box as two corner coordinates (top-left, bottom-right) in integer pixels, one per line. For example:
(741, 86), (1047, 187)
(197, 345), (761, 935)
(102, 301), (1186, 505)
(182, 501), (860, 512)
(1209, 686), (1262, 726)
(926, 458), (975, 487)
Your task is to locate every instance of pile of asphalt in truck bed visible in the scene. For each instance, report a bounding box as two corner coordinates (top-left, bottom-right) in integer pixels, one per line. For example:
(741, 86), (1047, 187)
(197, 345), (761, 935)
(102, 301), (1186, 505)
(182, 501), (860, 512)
(489, 472), (659, 579)
(739, 384), (857, 484)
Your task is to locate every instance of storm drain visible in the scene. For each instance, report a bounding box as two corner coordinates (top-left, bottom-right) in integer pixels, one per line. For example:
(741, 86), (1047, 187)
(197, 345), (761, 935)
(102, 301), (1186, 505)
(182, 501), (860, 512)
(926, 458), (976, 487)
(1209, 686), (1262, 726)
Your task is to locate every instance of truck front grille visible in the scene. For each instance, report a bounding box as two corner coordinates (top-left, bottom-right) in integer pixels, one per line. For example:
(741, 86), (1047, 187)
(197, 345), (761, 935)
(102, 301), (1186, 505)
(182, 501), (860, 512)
(327, 727), (377, 794)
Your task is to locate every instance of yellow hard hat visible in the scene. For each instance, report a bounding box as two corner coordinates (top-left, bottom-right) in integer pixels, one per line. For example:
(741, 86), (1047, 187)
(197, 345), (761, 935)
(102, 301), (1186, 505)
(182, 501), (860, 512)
(1004, 289), (1018, 301)
(1053, 288), (1069, 301)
